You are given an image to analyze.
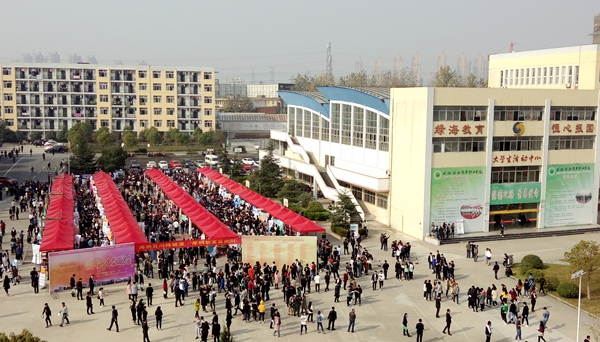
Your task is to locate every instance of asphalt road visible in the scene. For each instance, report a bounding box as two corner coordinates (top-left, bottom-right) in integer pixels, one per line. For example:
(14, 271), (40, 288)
(0, 144), (68, 184)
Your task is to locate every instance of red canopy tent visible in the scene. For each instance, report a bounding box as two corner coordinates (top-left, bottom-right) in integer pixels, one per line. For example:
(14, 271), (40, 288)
(198, 167), (325, 233)
(92, 171), (149, 245)
(41, 174), (76, 252)
(145, 168), (240, 242)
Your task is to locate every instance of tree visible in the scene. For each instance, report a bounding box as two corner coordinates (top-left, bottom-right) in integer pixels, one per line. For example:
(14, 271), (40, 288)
(96, 145), (128, 172)
(0, 329), (47, 342)
(432, 66), (464, 87)
(277, 179), (311, 204)
(30, 131), (43, 141)
(291, 72), (336, 91)
(564, 240), (600, 300)
(67, 122), (96, 173)
(45, 131), (57, 141)
(222, 97), (255, 112)
(56, 125), (69, 142)
(144, 126), (162, 145)
(95, 126), (114, 148)
(122, 126), (137, 149)
(230, 154), (244, 177)
(219, 148), (231, 176)
(192, 127), (203, 144)
(329, 190), (361, 228)
(0, 120), (26, 142)
(248, 142), (283, 197)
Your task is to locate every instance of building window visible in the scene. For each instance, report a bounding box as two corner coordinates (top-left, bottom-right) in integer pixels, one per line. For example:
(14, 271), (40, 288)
(165, 71), (174, 79)
(153, 96), (161, 103)
(433, 106), (487, 121)
(492, 136), (542, 151)
(312, 113), (319, 139)
(154, 108), (162, 115)
(167, 120), (175, 127)
(100, 108), (108, 115)
(363, 190), (375, 204)
(433, 137), (487, 152)
(549, 135), (594, 150)
(4, 119), (14, 126)
(365, 110), (377, 149)
(4, 107), (13, 114)
(153, 83), (162, 91)
(204, 109), (212, 116)
(543, 67), (547, 84)
(295, 109), (303, 137)
(99, 95), (109, 103)
(509, 69), (513, 86)
(99, 82), (108, 90)
(575, 66), (580, 85)
(303, 110), (311, 138)
(550, 107), (596, 121)
(138, 70), (147, 78)
(167, 108), (174, 115)
(351, 186), (363, 201)
(525, 68), (530, 85)
(2, 68), (11, 76)
(500, 70), (504, 87)
(331, 103), (340, 143)
(204, 96), (213, 104)
(204, 84), (212, 92)
(561, 66), (566, 84)
(100, 120), (109, 127)
(531, 68), (536, 85)
(536, 67), (541, 84)
(519, 69), (524, 85)
(493, 107), (543, 121)
(152, 71), (161, 78)
(140, 120), (148, 128)
(139, 83), (147, 91)
(204, 72), (212, 80)
(166, 84), (175, 91)
(3, 81), (13, 89)
(341, 104), (351, 145)
(166, 96), (175, 103)
(139, 96), (148, 105)
(321, 117), (329, 141)
(99, 70), (108, 77)
(204, 120), (213, 128)
(376, 194), (388, 209)
(379, 116), (389, 151)
(288, 107), (295, 136)
(3, 94), (13, 101)
(555, 67), (560, 84)
(353, 107), (364, 147)
(140, 108), (148, 115)
(153, 120), (162, 127)
(491, 166), (540, 184)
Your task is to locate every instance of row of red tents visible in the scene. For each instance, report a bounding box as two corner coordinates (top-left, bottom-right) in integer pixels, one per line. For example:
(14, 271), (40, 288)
(40, 174), (76, 252)
(198, 167), (325, 234)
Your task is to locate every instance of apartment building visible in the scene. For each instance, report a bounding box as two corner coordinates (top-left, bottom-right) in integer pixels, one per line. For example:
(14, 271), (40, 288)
(0, 63), (215, 135)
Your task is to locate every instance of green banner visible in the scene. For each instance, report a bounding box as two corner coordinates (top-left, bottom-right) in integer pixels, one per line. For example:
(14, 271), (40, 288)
(490, 183), (541, 205)
(545, 163), (595, 227)
(430, 167), (485, 233)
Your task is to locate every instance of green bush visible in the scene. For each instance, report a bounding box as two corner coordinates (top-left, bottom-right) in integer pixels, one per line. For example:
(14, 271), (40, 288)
(519, 254), (544, 273)
(306, 200), (325, 212)
(546, 276), (560, 291)
(305, 211), (331, 221)
(556, 282), (579, 298)
(288, 203), (302, 213)
(0, 329), (47, 342)
(219, 327), (233, 342)
(331, 225), (349, 237)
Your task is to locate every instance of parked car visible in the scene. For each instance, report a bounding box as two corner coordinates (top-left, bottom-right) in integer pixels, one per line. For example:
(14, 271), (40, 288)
(183, 159), (194, 169)
(44, 144), (68, 153)
(147, 152), (166, 157)
(242, 158), (254, 165)
(169, 160), (182, 169)
(0, 176), (18, 185)
(233, 145), (247, 153)
(130, 160), (141, 169)
(158, 161), (169, 170)
(195, 160), (206, 168)
(146, 161), (157, 170)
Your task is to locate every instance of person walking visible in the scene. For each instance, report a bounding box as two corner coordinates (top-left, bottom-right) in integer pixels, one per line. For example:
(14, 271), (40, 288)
(314, 273), (320, 293)
(3, 275), (10, 296)
(410, 318), (422, 342)
(442, 309), (452, 336)
(89, 274), (95, 295)
(542, 307), (550, 331)
(402, 313), (411, 337)
(435, 294), (441, 318)
(327, 307), (337, 330)
(493, 262), (500, 280)
(42, 303), (52, 328)
(98, 287), (105, 307)
(76, 278), (83, 300)
(146, 283), (154, 306)
(300, 311), (308, 335)
(30, 267), (39, 293)
(522, 302), (530, 327)
(272, 310), (281, 337)
(86, 292), (95, 314)
(316, 310), (325, 334)
(155, 306), (163, 330)
(485, 321), (493, 342)
(107, 305), (119, 332)
(211, 320), (220, 342)
(59, 302), (70, 327)
(347, 309), (356, 333)
(515, 316), (522, 340)
(378, 270), (384, 290)
(537, 321), (547, 342)
(142, 320), (150, 342)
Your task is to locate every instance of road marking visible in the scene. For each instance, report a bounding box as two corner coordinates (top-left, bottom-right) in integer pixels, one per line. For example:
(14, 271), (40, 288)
(4, 157), (25, 176)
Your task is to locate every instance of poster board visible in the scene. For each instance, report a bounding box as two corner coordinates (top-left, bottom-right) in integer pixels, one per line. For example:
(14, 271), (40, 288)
(48, 243), (135, 293)
(242, 236), (317, 267)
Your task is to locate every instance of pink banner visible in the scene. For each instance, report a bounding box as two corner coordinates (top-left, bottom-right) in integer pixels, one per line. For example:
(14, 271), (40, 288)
(48, 243), (135, 292)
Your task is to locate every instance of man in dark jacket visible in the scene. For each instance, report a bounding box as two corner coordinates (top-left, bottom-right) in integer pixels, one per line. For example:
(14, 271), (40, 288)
(89, 274), (95, 295)
(442, 309), (452, 335)
(146, 283), (154, 306)
(416, 319), (425, 342)
(327, 307), (337, 330)
(107, 305), (119, 332)
(76, 278), (83, 300)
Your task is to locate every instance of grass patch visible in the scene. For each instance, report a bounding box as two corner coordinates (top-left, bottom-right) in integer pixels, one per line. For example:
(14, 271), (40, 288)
(512, 263), (600, 316)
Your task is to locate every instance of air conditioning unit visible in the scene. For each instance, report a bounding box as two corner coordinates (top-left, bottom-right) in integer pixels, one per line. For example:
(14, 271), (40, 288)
(566, 83), (571, 89)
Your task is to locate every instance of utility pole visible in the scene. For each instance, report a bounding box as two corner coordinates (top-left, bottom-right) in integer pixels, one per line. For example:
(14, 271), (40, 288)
(326, 43), (333, 75)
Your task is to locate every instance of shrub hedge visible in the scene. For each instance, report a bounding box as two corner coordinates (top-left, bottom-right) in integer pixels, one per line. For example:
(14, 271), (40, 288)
(556, 282), (579, 298)
(545, 276), (560, 291)
(519, 254), (544, 273)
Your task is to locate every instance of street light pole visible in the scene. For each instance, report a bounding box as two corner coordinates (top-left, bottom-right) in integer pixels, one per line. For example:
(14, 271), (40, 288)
(572, 270), (585, 342)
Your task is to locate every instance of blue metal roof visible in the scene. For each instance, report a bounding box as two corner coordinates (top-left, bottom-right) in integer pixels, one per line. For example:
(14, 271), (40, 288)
(317, 86), (390, 115)
(278, 91), (330, 118)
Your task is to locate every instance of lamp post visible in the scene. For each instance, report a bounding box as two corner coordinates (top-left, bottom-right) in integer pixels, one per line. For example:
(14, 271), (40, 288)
(572, 270), (585, 342)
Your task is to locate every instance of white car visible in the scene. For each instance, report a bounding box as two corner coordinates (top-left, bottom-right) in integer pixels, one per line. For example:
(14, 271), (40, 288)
(195, 160), (206, 168)
(146, 161), (157, 170)
(242, 158), (255, 165)
(158, 160), (169, 170)
(44, 140), (57, 148)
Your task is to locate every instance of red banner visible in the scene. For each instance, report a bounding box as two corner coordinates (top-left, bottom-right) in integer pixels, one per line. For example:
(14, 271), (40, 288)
(135, 237), (241, 251)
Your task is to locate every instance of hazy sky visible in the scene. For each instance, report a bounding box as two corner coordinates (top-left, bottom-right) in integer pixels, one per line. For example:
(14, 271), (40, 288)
(0, 0), (596, 84)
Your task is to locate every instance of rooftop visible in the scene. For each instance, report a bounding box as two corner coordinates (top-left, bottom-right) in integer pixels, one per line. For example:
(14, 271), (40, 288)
(216, 113), (287, 122)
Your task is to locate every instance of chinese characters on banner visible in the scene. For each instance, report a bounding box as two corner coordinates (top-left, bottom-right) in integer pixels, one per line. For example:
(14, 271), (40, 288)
(135, 238), (242, 252)
(492, 154), (542, 164)
(551, 122), (595, 134)
(545, 164), (595, 227)
(434, 123), (486, 136)
(490, 183), (542, 205)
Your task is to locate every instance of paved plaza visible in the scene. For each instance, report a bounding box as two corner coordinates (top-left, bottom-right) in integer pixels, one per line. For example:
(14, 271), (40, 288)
(0, 151), (597, 341)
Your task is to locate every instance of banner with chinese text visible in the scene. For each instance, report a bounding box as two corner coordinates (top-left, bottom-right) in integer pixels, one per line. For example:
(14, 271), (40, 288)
(242, 236), (317, 267)
(430, 167), (486, 233)
(545, 163), (595, 227)
(490, 183), (541, 205)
